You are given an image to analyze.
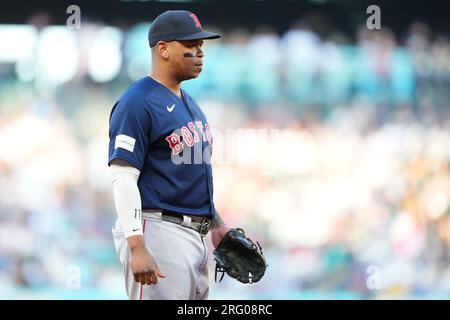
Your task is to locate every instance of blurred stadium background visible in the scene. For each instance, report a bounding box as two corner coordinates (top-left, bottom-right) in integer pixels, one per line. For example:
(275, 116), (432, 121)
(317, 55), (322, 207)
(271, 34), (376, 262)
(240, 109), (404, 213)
(0, 0), (449, 299)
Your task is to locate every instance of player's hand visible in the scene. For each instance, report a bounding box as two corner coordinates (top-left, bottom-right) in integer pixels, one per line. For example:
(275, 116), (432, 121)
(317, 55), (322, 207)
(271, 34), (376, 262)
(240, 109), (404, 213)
(211, 225), (232, 249)
(129, 238), (166, 285)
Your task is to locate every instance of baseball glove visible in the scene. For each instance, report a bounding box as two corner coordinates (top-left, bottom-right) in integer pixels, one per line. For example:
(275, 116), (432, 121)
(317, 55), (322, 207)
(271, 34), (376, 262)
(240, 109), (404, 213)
(213, 228), (267, 284)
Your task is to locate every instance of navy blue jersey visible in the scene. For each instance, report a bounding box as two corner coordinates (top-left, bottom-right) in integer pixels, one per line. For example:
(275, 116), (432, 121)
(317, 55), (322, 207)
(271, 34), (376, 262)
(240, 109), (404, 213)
(108, 76), (215, 218)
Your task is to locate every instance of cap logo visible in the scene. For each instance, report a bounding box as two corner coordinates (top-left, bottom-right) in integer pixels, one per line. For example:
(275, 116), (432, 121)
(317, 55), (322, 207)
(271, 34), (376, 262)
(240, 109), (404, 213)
(190, 13), (202, 29)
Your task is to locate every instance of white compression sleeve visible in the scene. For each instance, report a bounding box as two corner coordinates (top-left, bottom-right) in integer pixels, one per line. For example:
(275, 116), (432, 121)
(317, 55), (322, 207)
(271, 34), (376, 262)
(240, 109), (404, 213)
(110, 163), (144, 238)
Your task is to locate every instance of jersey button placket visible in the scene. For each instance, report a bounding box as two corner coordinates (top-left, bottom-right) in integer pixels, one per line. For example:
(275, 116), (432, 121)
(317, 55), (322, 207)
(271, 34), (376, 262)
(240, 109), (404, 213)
(181, 92), (214, 217)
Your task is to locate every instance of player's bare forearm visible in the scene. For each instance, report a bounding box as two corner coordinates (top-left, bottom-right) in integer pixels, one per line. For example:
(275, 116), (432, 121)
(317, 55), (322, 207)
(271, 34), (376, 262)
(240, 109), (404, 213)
(211, 209), (227, 229)
(210, 210), (231, 248)
(127, 235), (148, 254)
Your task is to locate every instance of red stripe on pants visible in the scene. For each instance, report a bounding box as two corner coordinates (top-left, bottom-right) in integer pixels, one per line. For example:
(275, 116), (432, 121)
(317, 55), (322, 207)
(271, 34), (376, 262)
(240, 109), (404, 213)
(139, 219), (147, 301)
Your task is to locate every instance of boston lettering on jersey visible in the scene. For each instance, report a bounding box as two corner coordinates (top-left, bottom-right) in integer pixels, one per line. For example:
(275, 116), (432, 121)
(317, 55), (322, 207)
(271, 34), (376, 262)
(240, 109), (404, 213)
(108, 76), (215, 218)
(166, 121), (212, 164)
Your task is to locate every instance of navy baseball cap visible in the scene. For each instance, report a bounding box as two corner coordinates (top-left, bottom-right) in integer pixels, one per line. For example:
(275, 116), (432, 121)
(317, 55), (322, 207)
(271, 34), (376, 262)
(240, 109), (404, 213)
(148, 10), (220, 47)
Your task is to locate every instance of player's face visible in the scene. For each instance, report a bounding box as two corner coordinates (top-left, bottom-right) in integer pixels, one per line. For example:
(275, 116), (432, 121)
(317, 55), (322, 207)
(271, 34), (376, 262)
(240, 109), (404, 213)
(169, 40), (205, 81)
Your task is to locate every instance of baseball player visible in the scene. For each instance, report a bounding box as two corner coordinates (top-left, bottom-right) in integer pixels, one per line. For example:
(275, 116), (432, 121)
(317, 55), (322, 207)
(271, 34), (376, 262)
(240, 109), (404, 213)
(108, 10), (231, 300)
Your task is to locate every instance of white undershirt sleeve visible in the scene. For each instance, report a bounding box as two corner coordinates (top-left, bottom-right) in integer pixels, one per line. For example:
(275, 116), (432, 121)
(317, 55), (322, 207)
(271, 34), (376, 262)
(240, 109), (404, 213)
(110, 163), (144, 238)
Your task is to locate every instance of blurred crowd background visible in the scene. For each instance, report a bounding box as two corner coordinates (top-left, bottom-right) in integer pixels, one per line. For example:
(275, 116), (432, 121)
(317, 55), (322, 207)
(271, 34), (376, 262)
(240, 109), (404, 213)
(0, 0), (449, 299)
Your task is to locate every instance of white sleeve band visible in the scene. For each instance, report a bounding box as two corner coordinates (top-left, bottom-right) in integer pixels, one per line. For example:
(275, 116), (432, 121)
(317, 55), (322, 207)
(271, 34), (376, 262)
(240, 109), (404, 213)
(110, 163), (144, 238)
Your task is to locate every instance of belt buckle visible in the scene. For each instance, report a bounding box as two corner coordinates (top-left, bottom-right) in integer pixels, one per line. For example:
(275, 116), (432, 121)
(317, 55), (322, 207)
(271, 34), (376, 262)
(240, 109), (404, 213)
(199, 218), (211, 237)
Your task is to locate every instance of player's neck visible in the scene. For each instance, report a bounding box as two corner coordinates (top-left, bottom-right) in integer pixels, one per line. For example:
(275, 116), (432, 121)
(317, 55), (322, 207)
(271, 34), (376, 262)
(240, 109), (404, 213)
(150, 71), (182, 98)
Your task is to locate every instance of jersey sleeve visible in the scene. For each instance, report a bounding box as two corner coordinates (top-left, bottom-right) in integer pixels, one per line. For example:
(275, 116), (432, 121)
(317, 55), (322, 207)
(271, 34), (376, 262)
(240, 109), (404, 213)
(108, 97), (152, 171)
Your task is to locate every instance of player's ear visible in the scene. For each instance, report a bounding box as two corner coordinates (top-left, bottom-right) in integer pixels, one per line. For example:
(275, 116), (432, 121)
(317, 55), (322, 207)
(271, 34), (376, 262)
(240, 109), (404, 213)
(155, 41), (169, 60)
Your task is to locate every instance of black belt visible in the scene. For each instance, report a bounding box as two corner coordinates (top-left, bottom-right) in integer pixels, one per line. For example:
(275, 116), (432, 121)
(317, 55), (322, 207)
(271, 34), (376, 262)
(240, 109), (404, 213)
(148, 210), (212, 236)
